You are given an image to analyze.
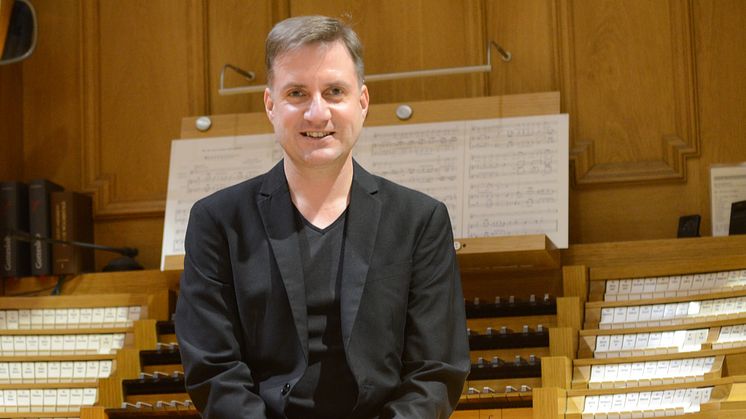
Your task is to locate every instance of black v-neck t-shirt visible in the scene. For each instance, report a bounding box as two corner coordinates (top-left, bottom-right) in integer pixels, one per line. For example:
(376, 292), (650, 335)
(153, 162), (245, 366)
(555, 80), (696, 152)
(285, 208), (359, 418)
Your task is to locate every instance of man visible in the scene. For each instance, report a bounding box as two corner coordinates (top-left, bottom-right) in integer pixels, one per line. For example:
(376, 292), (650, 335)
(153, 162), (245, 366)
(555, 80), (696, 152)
(175, 15), (470, 419)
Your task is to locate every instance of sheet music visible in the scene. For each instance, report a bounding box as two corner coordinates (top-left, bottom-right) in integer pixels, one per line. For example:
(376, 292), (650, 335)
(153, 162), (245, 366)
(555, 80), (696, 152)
(353, 123), (466, 235)
(160, 135), (282, 269)
(355, 114), (568, 245)
(463, 116), (567, 243)
(161, 114), (569, 269)
(710, 163), (746, 236)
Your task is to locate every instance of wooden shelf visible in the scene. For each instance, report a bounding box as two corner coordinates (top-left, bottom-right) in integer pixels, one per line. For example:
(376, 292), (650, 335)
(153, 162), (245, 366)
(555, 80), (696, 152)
(579, 315), (746, 336)
(565, 376), (734, 397)
(562, 235), (746, 281)
(455, 235), (560, 272)
(586, 288), (746, 309)
(1, 270), (180, 298)
(573, 347), (744, 366)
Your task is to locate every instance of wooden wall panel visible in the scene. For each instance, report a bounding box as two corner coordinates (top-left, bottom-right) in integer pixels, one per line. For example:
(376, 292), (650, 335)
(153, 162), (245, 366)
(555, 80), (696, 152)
(206, 0), (273, 115)
(3, 0), (745, 269)
(693, 0), (746, 234)
(87, 0), (206, 217)
(20, 0), (83, 190)
(559, 0), (699, 185)
(290, 0), (486, 103)
(93, 217), (165, 271)
(0, 63), (22, 181)
(486, 0), (558, 95)
(569, 161), (703, 243)
(568, 0), (746, 243)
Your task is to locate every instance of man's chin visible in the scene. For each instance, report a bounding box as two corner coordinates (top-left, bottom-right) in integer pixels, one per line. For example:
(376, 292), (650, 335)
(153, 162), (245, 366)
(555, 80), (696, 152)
(293, 151), (352, 169)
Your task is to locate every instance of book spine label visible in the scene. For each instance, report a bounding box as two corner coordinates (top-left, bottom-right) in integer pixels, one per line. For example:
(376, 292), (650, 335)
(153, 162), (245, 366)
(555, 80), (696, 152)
(52, 193), (74, 275)
(51, 192), (94, 275)
(29, 181), (63, 276)
(1, 182), (30, 278)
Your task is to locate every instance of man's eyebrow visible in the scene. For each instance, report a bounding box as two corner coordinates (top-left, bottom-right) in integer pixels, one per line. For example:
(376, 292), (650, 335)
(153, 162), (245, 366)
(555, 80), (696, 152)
(326, 79), (353, 88)
(277, 80), (354, 92)
(278, 83), (306, 91)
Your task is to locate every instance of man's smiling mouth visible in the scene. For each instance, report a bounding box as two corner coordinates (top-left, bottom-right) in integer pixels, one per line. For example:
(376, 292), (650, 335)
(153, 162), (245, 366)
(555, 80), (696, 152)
(302, 131), (334, 138)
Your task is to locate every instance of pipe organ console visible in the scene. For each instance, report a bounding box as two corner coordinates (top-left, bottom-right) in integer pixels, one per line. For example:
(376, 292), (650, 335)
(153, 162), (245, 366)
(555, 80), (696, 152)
(0, 292), (171, 418)
(453, 235), (563, 418)
(3, 235), (746, 418)
(535, 236), (746, 419)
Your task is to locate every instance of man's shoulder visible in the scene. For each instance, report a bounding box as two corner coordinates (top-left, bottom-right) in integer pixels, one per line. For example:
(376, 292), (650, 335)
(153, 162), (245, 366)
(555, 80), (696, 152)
(193, 172), (267, 213)
(361, 169), (442, 213)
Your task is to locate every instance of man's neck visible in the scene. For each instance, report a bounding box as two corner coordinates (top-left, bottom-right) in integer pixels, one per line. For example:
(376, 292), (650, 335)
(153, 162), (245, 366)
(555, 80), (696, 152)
(284, 157), (354, 229)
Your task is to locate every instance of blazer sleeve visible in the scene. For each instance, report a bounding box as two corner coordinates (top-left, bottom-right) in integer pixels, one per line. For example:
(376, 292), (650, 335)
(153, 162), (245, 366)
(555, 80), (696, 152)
(174, 200), (269, 418)
(379, 202), (471, 419)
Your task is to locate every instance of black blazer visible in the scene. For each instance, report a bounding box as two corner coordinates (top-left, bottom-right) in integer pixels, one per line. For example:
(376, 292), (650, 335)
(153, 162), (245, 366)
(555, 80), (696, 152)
(175, 160), (470, 418)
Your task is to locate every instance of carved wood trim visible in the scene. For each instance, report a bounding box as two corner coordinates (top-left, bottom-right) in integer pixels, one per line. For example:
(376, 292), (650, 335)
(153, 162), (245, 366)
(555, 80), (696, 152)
(558, 0), (700, 186)
(80, 1), (207, 220)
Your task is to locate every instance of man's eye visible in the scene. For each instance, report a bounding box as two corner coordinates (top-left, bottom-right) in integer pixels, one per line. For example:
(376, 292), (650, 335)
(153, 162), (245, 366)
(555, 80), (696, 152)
(327, 87), (344, 96)
(288, 90), (304, 97)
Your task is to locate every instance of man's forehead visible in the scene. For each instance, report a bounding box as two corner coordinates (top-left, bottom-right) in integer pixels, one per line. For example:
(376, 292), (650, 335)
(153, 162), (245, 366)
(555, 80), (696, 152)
(270, 41), (359, 87)
(274, 40), (351, 66)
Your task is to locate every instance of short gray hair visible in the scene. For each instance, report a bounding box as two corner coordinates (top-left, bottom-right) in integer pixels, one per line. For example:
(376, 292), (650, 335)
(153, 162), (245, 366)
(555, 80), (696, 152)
(265, 15), (364, 87)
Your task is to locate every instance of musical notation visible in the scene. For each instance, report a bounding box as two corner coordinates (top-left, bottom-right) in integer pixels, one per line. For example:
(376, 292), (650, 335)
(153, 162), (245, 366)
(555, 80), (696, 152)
(355, 114), (569, 245)
(710, 164), (746, 236)
(464, 117), (566, 242)
(161, 114), (569, 268)
(161, 134), (279, 267)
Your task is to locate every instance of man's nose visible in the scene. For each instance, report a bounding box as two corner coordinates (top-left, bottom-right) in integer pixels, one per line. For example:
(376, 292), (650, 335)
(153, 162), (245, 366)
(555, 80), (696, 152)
(304, 94), (331, 123)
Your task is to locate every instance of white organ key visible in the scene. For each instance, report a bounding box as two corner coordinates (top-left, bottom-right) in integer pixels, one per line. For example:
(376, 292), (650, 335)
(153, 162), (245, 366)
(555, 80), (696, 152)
(622, 334), (637, 353)
(606, 280), (620, 295)
(702, 274), (717, 292)
(634, 333), (650, 350)
(619, 280), (632, 296)
(608, 335), (624, 354)
(601, 308), (615, 329)
(613, 307), (628, 326)
(650, 305), (665, 325)
(595, 335), (611, 357)
(655, 277), (669, 294)
(617, 363), (632, 385)
(668, 276), (682, 296)
(630, 279), (645, 295)
(638, 306), (653, 325)
(625, 306), (640, 326)
(584, 395), (600, 417)
(680, 276), (694, 292)
(691, 274), (706, 292)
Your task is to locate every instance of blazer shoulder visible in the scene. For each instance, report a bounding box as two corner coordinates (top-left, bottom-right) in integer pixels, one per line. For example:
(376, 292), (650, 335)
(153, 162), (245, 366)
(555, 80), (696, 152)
(364, 175), (447, 218)
(372, 174), (442, 210)
(193, 174), (265, 214)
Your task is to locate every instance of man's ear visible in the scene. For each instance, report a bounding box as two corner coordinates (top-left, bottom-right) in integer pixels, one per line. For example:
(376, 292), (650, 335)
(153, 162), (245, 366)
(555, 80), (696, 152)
(360, 84), (370, 119)
(264, 88), (274, 120)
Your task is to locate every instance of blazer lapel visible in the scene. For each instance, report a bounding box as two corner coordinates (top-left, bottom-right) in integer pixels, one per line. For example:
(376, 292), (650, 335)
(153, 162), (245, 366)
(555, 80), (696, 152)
(257, 161), (309, 358)
(340, 161), (381, 349)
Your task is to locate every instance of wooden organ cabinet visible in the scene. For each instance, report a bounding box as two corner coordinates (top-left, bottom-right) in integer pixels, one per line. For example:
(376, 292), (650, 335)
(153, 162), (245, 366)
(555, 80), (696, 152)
(81, 234), (567, 419)
(4, 235), (746, 418)
(534, 235), (746, 419)
(0, 290), (174, 418)
(452, 234), (571, 419)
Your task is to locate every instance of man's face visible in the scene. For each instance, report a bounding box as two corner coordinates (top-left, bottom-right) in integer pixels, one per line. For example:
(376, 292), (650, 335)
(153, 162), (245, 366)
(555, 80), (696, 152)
(264, 41), (369, 171)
